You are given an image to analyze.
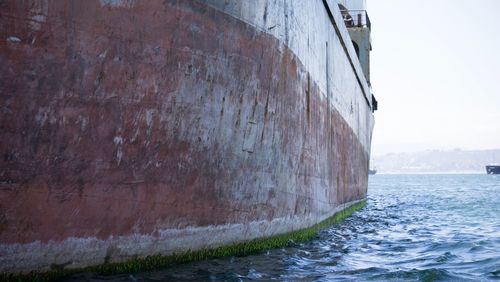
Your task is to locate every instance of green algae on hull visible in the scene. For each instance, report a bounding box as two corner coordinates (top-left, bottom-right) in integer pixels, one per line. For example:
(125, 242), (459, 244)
(2, 200), (366, 282)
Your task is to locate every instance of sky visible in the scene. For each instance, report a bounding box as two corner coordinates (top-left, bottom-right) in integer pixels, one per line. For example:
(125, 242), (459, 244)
(368, 0), (500, 156)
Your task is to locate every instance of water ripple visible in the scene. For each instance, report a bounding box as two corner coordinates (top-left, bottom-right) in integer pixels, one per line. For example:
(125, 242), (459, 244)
(68, 174), (500, 281)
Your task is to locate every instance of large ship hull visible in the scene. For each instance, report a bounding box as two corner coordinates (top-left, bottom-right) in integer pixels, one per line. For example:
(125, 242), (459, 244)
(0, 0), (374, 273)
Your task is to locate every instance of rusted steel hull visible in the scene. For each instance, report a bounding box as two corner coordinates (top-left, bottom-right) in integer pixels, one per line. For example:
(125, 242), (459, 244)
(0, 0), (374, 273)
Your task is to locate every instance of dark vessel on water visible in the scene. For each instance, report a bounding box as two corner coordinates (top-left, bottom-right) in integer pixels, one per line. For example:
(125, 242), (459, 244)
(486, 165), (500, 175)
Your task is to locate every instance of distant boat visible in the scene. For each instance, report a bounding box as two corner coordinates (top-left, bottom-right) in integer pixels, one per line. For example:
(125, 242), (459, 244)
(486, 165), (500, 175)
(369, 169), (377, 175)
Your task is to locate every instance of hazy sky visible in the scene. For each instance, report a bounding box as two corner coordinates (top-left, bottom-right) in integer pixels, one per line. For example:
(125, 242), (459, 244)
(368, 0), (500, 156)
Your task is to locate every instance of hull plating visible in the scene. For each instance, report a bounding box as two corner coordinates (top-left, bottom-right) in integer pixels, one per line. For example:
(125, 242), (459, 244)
(0, 0), (372, 273)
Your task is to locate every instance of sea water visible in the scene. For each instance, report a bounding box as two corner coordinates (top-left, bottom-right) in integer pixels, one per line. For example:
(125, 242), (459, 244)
(70, 174), (500, 281)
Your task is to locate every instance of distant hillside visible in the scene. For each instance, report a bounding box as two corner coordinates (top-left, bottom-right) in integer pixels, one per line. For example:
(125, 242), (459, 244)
(371, 149), (500, 174)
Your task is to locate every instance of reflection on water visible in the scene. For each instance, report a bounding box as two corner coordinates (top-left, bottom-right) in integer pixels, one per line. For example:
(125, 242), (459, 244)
(68, 174), (500, 281)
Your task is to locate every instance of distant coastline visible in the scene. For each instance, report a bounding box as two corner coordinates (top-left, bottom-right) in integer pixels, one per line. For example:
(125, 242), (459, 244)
(371, 149), (500, 174)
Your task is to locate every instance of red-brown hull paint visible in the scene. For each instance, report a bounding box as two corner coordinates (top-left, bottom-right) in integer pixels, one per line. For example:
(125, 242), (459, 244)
(0, 0), (370, 272)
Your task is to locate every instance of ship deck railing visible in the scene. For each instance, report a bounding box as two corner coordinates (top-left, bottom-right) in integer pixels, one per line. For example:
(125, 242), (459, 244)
(341, 9), (371, 31)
